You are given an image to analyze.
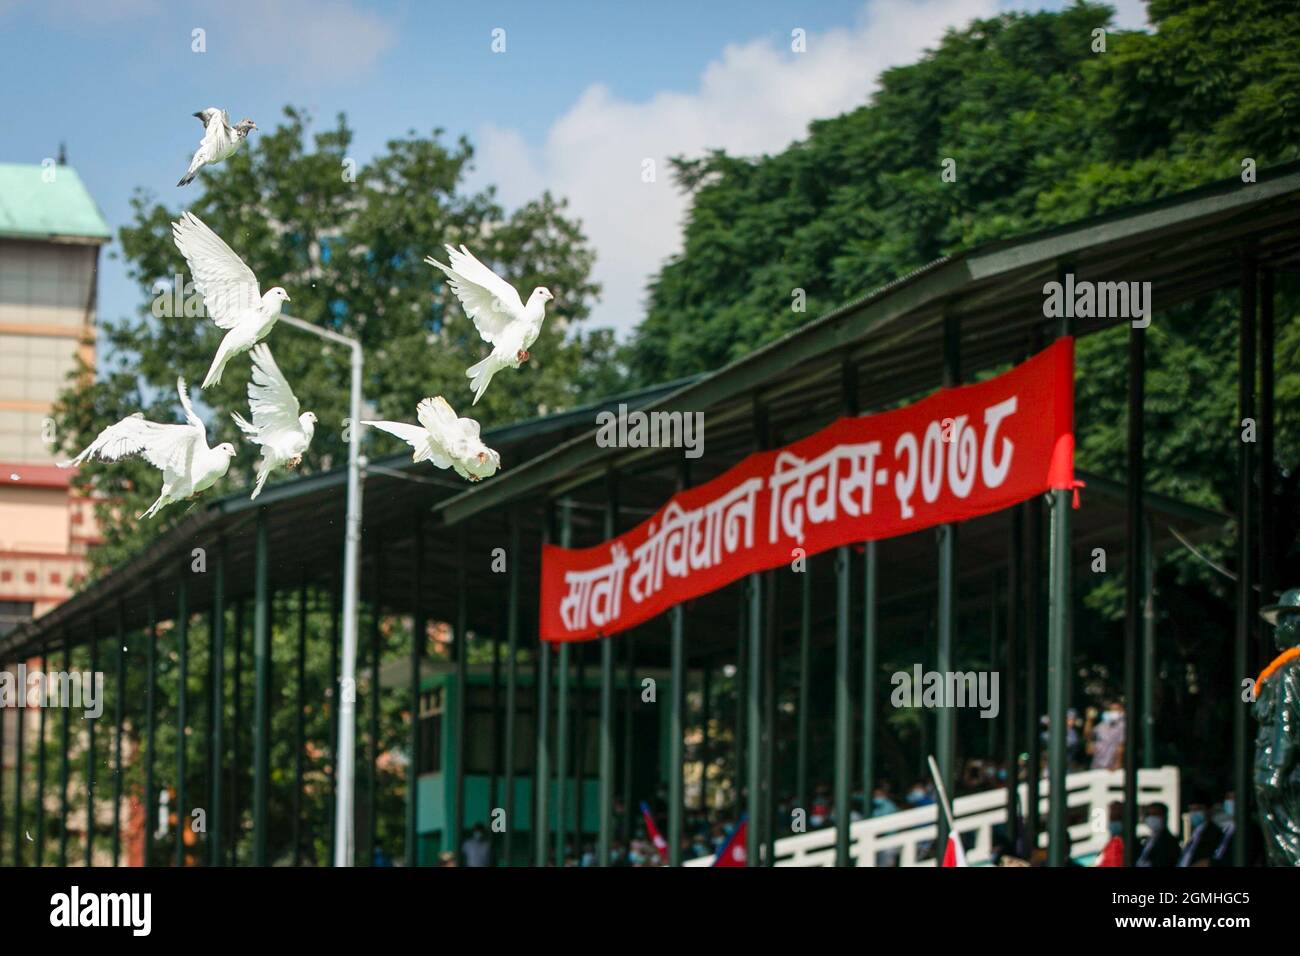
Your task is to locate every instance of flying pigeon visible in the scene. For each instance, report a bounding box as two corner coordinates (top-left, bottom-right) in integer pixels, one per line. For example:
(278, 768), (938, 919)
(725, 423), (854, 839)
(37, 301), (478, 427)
(425, 244), (552, 404)
(59, 377), (236, 519)
(171, 211), (290, 389)
(178, 108), (256, 186)
(230, 343), (317, 500)
(363, 396), (500, 482)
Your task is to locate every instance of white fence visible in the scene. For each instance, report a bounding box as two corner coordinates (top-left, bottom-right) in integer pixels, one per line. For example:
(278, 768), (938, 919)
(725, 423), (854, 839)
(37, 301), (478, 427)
(685, 766), (1180, 867)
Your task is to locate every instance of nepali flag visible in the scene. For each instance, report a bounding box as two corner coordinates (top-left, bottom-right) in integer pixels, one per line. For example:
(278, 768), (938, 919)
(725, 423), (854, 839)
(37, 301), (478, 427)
(941, 832), (968, 867)
(713, 816), (748, 867)
(640, 802), (668, 862)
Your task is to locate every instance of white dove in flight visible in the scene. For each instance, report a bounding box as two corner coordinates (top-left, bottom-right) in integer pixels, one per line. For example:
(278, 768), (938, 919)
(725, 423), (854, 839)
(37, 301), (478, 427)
(59, 377), (236, 519)
(171, 211), (290, 389)
(363, 396), (501, 482)
(425, 244), (552, 404)
(178, 108), (256, 186)
(230, 343), (317, 500)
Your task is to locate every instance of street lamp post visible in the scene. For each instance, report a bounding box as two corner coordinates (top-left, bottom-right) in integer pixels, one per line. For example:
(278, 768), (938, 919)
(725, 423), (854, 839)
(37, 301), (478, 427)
(277, 312), (365, 867)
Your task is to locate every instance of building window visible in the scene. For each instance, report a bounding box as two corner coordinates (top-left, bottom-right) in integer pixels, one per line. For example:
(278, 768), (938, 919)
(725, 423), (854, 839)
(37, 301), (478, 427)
(416, 686), (445, 775)
(24, 571), (35, 584)
(0, 570), (10, 582)
(49, 571), (61, 585)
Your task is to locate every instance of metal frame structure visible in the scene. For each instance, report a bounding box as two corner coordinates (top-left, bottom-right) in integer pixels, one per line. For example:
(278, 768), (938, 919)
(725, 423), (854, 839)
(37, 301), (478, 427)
(0, 163), (1294, 866)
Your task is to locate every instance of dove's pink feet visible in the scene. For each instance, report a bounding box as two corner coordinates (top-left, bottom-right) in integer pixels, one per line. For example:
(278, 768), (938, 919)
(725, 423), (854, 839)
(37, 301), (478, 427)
(287, 456), (302, 468)
(517, 349), (530, 363)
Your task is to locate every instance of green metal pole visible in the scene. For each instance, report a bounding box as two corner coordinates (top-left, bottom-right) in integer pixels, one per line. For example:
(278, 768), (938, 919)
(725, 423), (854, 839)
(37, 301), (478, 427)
(144, 593), (157, 867)
(573, 644), (585, 858)
(1122, 318), (1144, 865)
(368, 542), (383, 865)
(0, 657), (6, 865)
(175, 575), (188, 867)
(209, 549), (225, 866)
(862, 540), (878, 827)
(328, 572), (339, 866)
(229, 599), (243, 865)
(535, 640), (552, 866)
(406, 525), (424, 868)
(935, 312), (960, 864)
(59, 631), (71, 865)
(452, 531), (467, 861)
(35, 647), (47, 866)
(1259, 266), (1276, 665)
(1046, 278), (1073, 867)
(797, 561), (810, 807)
(1142, 516), (1157, 768)
(293, 575), (307, 865)
(252, 508), (271, 866)
(598, 480), (616, 866)
(504, 511), (520, 865)
(834, 545), (852, 866)
(12, 662), (24, 866)
(1233, 251), (1256, 865)
(746, 573), (762, 866)
(554, 508), (571, 865)
(622, 636), (635, 843)
(669, 606), (685, 866)
(113, 603), (126, 867)
(87, 623), (99, 865)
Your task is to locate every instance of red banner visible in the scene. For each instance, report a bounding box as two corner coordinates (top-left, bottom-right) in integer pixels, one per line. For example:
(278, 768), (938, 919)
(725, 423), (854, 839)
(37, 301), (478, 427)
(540, 339), (1075, 642)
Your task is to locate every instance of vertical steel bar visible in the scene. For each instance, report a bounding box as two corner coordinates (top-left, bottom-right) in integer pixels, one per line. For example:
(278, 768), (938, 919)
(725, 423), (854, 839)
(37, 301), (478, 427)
(797, 560), (811, 807)
(230, 598), (243, 865)
(1258, 266), (1275, 661)
(1123, 319), (1144, 864)
(1004, 506), (1021, 852)
(1141, 515), (1157, 768)
(747, 574), (762, 866)
(144, 593), (157, 867)
(87, 623), (99, 866)
(504, 511), (520, 865)
(209, 549), (224, 866)
(35, 647), (47, 866)
(293, 575), (307, 865)
(113, 603), (127, 867)
(368, 543), (382, 866)
(60, 633), (71, 866)
(328, 572), (339, 866)
(252, 508), (271, 866)
(175, 575), (187, 867)
(452, 530), (467, 861)
(935, 312), (960, 863)
(598, 477), (617, 866)
(1233, 250), (1256, 865)
(535, 636), (552, 865)
(862, 540), (878, 829)
(669, 463), (687, 866)
(554, 505), (571, 864)
(13, 658), (25, 866)
(406, 526), (424, 868)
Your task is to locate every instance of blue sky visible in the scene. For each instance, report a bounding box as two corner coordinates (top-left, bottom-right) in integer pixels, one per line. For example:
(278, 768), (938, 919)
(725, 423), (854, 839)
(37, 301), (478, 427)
(0, 0), (1147, 340)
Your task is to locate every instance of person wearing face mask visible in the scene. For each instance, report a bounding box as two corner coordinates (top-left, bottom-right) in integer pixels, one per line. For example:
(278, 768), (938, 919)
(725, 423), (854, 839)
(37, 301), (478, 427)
(1135, 802), (1180, 867)
(1088, 700), (1126, 771)
(1177, 793), (1224, 867)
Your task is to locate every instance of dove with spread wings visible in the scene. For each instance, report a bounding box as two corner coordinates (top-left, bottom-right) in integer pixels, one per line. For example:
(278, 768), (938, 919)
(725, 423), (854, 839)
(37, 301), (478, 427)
(363, 396), (500, 482)
(171, 211), (290, 389)
(425, 245), (552, 404)
(59, 377), (236, 519)
(178, 107), (256, 187)
(231, 344), (317, 500)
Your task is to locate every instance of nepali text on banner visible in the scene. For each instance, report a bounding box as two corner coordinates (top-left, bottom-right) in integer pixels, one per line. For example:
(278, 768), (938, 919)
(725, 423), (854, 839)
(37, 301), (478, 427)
(540, 338), (1075, 642)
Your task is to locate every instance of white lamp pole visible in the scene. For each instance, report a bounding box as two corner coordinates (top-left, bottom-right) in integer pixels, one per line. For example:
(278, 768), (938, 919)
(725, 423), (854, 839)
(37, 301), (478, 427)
(277, 312), (365, 867)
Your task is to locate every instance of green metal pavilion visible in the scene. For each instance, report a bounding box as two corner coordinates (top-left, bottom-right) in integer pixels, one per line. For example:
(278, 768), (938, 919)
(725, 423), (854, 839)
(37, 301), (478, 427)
(0, 161), (1296, 867)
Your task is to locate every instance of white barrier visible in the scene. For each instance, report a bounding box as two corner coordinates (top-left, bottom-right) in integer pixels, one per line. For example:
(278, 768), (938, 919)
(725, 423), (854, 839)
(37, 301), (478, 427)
(684, 765), (1180, 867)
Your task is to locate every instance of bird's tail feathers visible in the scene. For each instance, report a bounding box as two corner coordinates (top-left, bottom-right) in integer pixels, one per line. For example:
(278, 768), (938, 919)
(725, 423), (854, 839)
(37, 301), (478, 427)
(467, 356), (495, 405)
(177, 172), (196, 187)
(138, 494), (169, 520)
(249, 460), (272, 500)
(203, 345), (231, 389)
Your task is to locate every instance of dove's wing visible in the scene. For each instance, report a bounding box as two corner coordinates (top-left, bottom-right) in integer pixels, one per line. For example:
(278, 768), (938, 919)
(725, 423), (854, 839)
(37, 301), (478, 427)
(246, 344), (301, 435)
(175, 376), (205, 430)
(66, 414), (201, 475)
(365, 414), (452, 470)
(171, 211), (261, 330)
(425, 245), (522, 345)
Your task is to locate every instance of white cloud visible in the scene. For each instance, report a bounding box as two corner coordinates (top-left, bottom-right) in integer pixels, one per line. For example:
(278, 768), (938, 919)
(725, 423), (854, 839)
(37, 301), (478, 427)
(473, 0), (1004, 336)
(223, 0), (396, 82)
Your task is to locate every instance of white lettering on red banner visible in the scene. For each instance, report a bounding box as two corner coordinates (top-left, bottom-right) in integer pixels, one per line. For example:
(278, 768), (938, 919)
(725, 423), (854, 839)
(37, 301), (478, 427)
(541, 339), (1075, 642)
